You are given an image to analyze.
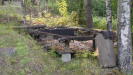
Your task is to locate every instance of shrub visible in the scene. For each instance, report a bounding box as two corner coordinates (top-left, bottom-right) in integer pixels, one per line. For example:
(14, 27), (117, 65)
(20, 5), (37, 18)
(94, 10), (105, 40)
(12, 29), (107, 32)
(26, 11), (79, 27)
(57, 0), (68, 16)
(93, 16), (117, 30)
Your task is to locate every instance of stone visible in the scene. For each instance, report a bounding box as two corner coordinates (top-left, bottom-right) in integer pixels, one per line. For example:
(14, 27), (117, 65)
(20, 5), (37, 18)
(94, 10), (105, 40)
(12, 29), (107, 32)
(0, 48), (16, 56)
(61, 53), (71, 62)
(95, 33), (116, 68)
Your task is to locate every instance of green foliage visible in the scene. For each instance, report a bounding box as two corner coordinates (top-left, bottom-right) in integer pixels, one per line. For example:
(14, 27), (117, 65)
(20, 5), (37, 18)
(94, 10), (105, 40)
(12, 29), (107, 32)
(66, 0), (83, 13)
(57, 0), (68, 16)
(39, 0), (118, 25)
(70, 11), (79, 25)
(20, 57), (31, 65)
(131, 25), (133, 32)
(112, 0), (118, 17)
(0, 21), (102, 75)
(75, 50), (96, 59)
(23, 0), (33, 8)
(93, 16), (117, 30)
(0, 6), (20, 17)
(0, 2), (126, 75)
(131, 6), (133, 27)
(92, 0), (106, 17)
(48, 49), (58, 57)
(27, 11), (79, 27)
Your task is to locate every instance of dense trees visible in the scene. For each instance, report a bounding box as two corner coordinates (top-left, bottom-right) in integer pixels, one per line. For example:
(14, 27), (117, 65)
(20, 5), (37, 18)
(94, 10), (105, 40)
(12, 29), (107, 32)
(0, 0), (132, 74)
(117, 0), (132, 74)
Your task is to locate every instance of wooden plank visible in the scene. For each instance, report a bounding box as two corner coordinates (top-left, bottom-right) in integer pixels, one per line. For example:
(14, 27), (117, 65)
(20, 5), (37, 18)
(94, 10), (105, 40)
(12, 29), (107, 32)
(95, 33), (116, 68)
(28, 29), (95, 41)
(13, 25), (46, 29)
(58, 36), (94, 42)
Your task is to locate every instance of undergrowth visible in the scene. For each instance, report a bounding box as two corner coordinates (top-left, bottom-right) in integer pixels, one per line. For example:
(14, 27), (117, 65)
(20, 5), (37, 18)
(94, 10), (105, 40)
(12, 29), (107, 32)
(0, 4), (124, 75)
(26, 11), (79, 27)
(0, 20), (123, 75)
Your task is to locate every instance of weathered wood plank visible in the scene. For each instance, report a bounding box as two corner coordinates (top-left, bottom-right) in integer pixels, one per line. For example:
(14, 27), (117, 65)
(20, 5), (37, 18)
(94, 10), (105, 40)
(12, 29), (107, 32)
(95, 33), (116, 68)
(13, 25), (46, 29)
(58, 36), (94, 42)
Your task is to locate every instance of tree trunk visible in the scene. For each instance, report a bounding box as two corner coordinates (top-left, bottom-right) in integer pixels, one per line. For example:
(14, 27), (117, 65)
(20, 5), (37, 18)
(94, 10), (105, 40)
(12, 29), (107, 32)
(33, 0), (40, 5)
(0, 0), (2, 5)
(106, 0), (112, 31)
(84, 0), (93, 28)
(117, 0), (132, 74)
(0, 0), (4, 5)
(45, 0), (48, 11)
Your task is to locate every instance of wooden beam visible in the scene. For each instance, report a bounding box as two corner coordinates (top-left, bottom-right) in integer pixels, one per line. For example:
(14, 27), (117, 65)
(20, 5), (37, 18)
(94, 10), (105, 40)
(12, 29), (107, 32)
(58, 36), (94, 42)
(13, 25), (46, 29)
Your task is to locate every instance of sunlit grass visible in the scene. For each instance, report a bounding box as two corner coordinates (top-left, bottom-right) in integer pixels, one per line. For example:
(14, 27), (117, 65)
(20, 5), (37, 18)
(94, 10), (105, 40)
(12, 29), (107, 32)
(0, 3), (124, 75)
(0, 22), (103, 75)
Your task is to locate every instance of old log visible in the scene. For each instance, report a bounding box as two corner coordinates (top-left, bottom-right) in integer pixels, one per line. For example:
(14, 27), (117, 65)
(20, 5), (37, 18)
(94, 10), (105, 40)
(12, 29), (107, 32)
(95, 33), (116, 68)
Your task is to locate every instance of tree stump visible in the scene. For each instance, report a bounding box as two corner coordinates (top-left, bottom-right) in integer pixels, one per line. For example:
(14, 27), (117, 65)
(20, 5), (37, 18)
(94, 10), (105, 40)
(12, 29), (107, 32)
(95, 33), (116, 68)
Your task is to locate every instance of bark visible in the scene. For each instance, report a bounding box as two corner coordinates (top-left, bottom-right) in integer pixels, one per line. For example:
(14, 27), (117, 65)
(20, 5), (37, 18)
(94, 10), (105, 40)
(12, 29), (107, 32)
(106, 0), (112, 31)
(32, 0), (40, 5)
(0, 0), (2, 5)
(117, 0), (133, 74)
(0, 0), (4, 5)
(45, 0), (48, 11)
(84, 0), (93, 28)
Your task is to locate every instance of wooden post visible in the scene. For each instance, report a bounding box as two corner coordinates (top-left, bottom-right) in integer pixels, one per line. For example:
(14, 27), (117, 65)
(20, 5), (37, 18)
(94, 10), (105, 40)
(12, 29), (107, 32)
(95, 33), (116, 68)
(61, 40), (72, 62)
(93, 39), (96, 50)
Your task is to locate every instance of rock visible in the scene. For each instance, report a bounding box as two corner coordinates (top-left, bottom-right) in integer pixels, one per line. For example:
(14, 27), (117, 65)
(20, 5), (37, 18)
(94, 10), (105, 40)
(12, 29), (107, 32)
(61, 53), (71, 62)
(0, 48), (16, 56)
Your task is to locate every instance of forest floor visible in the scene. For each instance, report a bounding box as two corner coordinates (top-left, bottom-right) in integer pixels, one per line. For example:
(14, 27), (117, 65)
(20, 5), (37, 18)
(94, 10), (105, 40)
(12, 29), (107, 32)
(0, 3), (102, 75)
(0, 2), (127, 75)
(0, 21), (103, 75)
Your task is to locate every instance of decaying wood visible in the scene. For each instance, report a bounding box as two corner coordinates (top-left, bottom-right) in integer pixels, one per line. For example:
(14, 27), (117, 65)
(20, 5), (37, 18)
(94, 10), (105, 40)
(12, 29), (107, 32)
(13, 25), (46, 29)
(95, 33), (116, 68)
(58, 36), (94, 42)
(14, 25), (118, 57)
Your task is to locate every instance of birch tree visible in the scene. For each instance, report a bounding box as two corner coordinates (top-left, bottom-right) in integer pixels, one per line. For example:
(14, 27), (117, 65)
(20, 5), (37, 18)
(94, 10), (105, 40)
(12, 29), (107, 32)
(0, 0), (2, 5)
(0, 0), (4, 5)
(106, 0), (112, 31)
(84, 0), (93, 28)
(117, 0), (133, 73)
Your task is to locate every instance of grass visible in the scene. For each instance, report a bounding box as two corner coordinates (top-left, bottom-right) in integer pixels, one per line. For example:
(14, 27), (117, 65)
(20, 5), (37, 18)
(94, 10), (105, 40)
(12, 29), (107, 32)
(0, 20), (123, 75)
(0, 4), (125, 75)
